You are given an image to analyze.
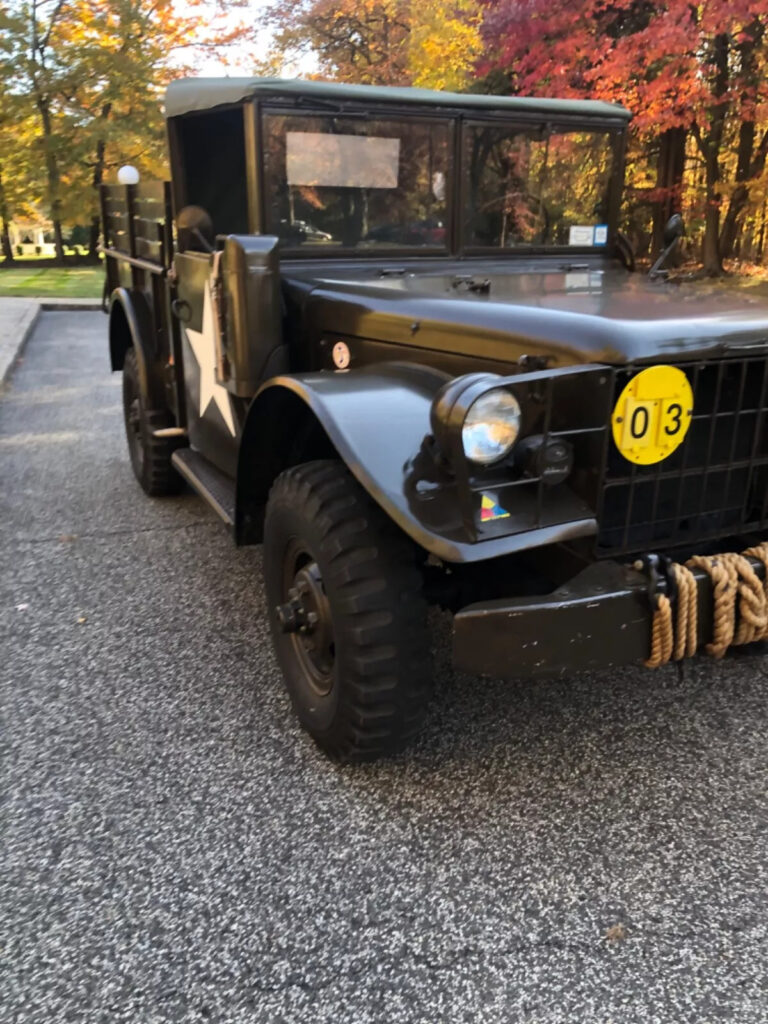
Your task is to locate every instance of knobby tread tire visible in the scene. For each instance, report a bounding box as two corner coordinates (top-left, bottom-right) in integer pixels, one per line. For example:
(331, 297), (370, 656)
(264, 459), (432, 762)
(122, 347), (183, 497)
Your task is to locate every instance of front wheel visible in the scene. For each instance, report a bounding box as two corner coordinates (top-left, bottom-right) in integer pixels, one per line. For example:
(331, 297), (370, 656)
(264, 460), (432, 761)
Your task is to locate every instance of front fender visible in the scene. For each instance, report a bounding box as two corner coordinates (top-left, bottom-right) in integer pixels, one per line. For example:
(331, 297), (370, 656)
(235, 363), (596, 564)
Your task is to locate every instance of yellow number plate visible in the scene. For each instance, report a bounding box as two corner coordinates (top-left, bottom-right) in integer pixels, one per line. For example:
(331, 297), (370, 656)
(611, 365), (693, 465)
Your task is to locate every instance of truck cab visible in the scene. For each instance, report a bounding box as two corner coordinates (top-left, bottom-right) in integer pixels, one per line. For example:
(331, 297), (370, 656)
(102, 78), (768, 761)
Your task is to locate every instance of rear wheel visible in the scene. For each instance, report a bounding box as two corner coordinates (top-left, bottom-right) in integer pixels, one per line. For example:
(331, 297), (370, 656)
(122, 346), (182, 496)
(264, 460), (432, 761)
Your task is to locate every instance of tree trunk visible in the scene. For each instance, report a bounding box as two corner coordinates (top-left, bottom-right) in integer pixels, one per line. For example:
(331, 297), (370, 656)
(0, 218), (12, 263)
(699, 33), (730, 277)
(88, 216), (100, 261)
(88, 141), (105, 261)
(0, 167), (14, 263)
(651, 127), (686, 258)
(721, 205), (748, 262)
(88, 107), (110, 261)
(702, 187), (722, 275)
(720, 115), (754, 259)
(720, 22), (765, 259)
(35, 95), (65, 263)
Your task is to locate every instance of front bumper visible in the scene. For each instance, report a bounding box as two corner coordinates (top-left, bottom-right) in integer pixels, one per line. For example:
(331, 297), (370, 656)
(452, 555), (767, 679)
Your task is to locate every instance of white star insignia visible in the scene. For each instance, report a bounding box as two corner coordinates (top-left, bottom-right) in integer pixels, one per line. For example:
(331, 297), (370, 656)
(184, 284), (236, 436)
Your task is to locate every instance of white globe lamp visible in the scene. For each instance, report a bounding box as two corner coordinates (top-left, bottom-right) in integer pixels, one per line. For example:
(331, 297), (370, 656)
(117, 165), (140, 185)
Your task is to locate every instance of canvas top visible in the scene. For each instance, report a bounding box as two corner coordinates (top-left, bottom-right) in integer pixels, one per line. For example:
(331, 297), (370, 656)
(164, 77), (633, 122)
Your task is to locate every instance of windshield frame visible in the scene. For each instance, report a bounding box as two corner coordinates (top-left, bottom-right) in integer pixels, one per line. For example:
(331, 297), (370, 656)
(255, 98), (627, 260)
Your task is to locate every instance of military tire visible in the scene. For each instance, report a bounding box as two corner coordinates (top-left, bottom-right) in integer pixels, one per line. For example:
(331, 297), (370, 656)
(122, 346), (183, 496)
(264, 460), (432, 761)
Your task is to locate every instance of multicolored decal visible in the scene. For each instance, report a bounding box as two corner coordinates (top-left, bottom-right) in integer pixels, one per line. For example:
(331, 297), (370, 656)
(480, 493), (510, 522)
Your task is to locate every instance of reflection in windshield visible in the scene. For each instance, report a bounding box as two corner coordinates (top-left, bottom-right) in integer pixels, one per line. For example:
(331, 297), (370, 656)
(465, 127), (614, 249)
(263, 114), (450, 250)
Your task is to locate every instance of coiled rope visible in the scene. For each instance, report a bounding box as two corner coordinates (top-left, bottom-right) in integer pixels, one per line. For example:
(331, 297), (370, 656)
(644, 542), (768, 668)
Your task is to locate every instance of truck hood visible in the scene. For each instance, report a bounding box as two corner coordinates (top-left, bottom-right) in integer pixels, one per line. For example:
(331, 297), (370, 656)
(289, 260), (768, 365)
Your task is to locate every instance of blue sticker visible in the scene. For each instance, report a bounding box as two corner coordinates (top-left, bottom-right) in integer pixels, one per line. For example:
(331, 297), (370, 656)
(594, 224), (609, 246)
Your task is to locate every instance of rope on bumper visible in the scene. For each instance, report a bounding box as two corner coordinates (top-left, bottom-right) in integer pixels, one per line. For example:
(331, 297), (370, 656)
(645, 563), (696, 668)
(645, 543), (768, 668)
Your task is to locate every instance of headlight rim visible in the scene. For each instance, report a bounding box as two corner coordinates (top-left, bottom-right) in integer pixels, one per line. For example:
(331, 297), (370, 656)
(430, 372), (525, 469)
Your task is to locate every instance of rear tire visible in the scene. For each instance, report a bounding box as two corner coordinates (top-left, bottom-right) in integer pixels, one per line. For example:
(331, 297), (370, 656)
(264, 460), (432, 761)
(122, 346), (183, 496)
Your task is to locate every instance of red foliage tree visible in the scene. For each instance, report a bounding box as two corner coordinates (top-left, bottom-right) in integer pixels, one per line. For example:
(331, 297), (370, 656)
(479, 0), (768, 274)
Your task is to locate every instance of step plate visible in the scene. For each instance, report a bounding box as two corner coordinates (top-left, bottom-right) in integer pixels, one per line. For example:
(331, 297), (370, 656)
(172, 449), (236, 526)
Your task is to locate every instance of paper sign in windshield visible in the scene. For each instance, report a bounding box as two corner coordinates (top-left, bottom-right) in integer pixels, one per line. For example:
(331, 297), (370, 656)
(286, 132), (401, 189)
(568, 225), (596, 246)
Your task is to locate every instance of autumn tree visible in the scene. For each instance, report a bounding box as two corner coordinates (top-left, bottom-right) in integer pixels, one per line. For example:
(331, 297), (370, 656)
(0, 0), (255, 262)
(408, 0), (482, 91)
(0, 1), (76, 260)
(260, 0), (482, 91)
(0, 41), (23, 260)
(718, 17), (768, 258)
(478, 0), (768, 275)
(0, 94), (43, 262)
(58, 0), (185, 257)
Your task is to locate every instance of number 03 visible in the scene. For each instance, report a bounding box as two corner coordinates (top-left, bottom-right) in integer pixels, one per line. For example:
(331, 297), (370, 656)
(611, 365), (694, 465)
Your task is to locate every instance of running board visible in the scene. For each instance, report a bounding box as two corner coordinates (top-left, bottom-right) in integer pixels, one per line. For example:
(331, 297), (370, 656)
(172, 449), (236, 527)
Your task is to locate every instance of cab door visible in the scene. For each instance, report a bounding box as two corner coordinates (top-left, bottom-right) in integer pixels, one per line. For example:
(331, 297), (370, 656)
(174, 251), (244, 477)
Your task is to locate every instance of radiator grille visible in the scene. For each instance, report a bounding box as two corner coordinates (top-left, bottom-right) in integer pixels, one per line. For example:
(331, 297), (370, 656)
(596, 355), (768, 555)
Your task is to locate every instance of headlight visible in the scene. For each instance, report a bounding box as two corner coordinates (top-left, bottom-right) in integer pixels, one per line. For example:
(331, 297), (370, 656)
(462, 388), (521, 465)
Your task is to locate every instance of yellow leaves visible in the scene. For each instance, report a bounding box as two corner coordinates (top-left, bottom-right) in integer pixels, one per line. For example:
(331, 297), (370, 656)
(267, 0), (483, 91)
(408, 0), (483, 92)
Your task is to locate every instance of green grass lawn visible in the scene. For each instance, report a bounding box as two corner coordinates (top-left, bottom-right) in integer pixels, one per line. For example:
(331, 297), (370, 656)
(0, 266), (104, 298)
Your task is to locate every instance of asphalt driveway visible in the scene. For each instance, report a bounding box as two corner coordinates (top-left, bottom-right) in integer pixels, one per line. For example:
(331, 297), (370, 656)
(2, 312), (768, 1023)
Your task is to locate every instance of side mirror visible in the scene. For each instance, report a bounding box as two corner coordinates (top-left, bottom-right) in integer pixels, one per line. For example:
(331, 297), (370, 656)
(177, 205), (214, 253)
(663, 213), (684, 246)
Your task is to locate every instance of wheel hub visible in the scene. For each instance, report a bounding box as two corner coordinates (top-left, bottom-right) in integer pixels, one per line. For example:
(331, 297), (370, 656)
(275, 587), (319, 634)
(276, 555), (335, 695)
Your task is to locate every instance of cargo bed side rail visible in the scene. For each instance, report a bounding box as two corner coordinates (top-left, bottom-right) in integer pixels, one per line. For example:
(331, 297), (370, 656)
(100, 181), (174, 294)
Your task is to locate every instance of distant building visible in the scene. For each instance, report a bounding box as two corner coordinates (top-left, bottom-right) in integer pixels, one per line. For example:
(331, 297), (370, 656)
(8, 217), (57, 257)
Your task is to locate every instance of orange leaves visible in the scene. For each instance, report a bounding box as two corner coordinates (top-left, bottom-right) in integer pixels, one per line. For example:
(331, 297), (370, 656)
(480, 0), (768, 137)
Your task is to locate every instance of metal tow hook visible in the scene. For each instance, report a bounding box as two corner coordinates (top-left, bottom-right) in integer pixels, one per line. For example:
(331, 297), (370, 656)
(275, 587), (319, 634)
(634, 552), (677, 610)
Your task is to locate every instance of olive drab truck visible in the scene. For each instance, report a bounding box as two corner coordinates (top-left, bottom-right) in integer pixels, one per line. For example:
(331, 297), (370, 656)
(101, 77), (768, 761)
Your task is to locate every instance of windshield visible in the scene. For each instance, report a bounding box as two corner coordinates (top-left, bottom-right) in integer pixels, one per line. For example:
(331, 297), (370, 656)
(464, 125), (615, 249)
(263, 113), (450, 250)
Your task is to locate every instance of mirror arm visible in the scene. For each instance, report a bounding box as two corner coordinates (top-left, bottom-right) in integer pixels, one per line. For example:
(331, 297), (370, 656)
(648, 237), (680, 281)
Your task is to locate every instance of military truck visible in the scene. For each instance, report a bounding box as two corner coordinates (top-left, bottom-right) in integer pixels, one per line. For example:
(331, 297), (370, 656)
(101, 77), (768, 761)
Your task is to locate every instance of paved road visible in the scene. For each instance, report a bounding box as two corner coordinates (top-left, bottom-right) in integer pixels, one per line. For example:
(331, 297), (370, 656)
(3, 312), (768, 1023)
